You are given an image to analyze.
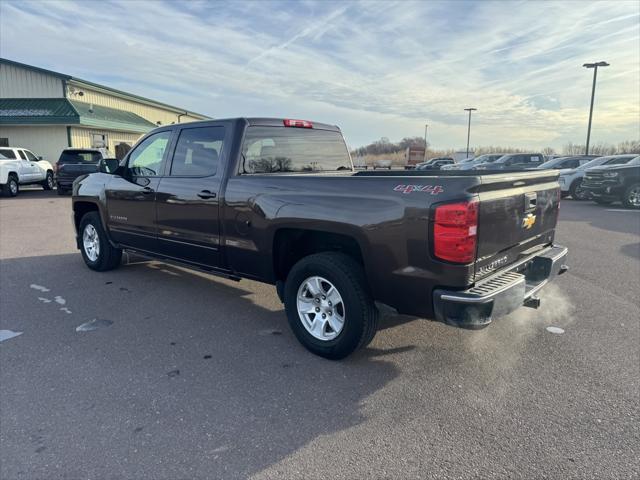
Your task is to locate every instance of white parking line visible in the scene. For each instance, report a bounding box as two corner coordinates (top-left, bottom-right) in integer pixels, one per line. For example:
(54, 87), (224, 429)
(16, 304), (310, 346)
(0, 330), (23, 343)
(607, 209), (640, 213)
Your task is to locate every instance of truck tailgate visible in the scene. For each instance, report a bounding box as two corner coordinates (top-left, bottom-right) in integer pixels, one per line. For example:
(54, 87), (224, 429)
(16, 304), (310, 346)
(475, 171), (560, 279)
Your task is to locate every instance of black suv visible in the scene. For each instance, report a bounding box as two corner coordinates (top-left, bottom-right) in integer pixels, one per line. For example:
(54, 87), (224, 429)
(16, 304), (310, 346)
(582, 156), (640, 209)
(56, 148), (109, 195)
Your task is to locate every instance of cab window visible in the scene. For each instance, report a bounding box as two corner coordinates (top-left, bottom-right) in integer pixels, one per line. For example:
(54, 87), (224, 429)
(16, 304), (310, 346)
(127, 131), (172, 176)
(18, 150), (27, 160)
(24, 150), (38, 161)
(170, 126), (224, 176)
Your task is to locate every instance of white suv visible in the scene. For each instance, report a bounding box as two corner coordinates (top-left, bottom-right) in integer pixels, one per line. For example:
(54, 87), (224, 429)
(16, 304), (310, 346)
(559, 154), (638, 200)
(0, 147), (55, 197)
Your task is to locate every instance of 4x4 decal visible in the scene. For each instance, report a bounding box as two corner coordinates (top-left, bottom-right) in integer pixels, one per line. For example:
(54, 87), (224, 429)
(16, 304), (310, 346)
(394, 184), (444, 195)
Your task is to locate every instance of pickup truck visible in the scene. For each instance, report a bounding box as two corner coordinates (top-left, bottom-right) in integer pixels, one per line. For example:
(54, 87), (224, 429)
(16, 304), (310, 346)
(71, 118), (568, 359)
(0, 147), (55, 196)
(581, 156), (640, 209)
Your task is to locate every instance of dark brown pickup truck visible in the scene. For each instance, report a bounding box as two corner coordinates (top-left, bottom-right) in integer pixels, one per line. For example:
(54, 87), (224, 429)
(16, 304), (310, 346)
(72, 118), (568, 359)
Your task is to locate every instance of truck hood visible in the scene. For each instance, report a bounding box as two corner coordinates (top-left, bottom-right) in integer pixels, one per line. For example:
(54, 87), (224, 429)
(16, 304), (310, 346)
(586, 164), (634, 173)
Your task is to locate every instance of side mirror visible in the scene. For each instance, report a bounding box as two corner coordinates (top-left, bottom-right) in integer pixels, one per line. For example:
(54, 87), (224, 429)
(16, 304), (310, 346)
(38, 156), (43, 160)
(98, 158), (120, 174)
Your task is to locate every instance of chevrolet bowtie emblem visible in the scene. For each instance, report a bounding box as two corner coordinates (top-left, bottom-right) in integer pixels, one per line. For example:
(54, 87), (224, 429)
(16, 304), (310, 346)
(522, 213), (536, 229)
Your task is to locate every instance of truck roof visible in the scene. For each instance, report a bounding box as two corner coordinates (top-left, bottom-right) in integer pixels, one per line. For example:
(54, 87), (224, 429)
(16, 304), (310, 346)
(175, 117), (341, 132)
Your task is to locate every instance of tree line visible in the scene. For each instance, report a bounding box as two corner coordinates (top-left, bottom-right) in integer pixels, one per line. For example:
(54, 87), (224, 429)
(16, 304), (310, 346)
(352, 137), (640, 158)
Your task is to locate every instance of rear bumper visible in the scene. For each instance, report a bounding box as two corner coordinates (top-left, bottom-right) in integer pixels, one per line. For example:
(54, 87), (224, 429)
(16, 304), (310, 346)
(433, 245), (568, 328)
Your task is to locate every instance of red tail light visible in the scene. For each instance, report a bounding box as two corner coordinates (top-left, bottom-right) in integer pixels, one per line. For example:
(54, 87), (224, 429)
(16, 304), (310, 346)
(433, 200), (478, 263)
(283, 119), (313, 128)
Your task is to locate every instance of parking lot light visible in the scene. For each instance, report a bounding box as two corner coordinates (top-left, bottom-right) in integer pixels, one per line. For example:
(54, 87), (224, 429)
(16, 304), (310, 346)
(583, 61), (609, 155)
(464, 108), (477, 159)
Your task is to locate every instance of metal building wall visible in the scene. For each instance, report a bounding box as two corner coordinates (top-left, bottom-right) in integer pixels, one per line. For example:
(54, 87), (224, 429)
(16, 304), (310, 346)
(69, 127), (143, 155)
(0, 126), (68, 163)
(68, 85), (204, 127)
(0, 63), (64, 98)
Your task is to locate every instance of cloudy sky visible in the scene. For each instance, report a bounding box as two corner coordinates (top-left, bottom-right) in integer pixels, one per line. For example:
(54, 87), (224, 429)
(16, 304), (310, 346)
(1, 0), (638, 150)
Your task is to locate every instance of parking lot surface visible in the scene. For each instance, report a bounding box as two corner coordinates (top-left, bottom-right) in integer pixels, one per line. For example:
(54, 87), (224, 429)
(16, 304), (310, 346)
(1, 189), (639, 479)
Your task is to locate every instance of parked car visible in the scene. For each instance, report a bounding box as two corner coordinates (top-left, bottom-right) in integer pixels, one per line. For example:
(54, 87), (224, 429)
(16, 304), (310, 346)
(55, 148), (110, 195)
(372, 159), (392, 170)
(71, 117), (567, 359)
(581, 156), (640, 208)
(475, 153), (544, 170)
(416, 158), (455, 170)
(0, 147), (54, 196)
(560, 154), (638, 200)
(443, 154), (504, 171)
(537, 155), (598, 171)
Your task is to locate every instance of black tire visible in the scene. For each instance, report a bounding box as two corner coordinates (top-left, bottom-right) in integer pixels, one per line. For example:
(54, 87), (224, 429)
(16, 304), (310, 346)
(569, 179), (588, 200)
(2, 174), (19, 197)
(283, 252), (379, 360)
(594, 198), (613, 205)
(79, 212), (122, 271)
(622, 183), (640, 210)
(42, 171), (54, 190)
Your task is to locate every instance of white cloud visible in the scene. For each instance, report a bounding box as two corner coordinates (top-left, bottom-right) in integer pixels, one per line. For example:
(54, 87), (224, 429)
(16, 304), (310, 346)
(1, 0), (638, 149)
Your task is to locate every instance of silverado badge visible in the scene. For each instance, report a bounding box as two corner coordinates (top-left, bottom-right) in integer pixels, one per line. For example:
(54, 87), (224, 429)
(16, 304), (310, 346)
(522, 213), (536, 229)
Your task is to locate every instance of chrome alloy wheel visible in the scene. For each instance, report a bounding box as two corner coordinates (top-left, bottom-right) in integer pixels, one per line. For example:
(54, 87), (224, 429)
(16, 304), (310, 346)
(297, 276), (346, 341)
(9, 180), (18, 195)
(83, 224), (100, 262)
(628, 185), (640, 207)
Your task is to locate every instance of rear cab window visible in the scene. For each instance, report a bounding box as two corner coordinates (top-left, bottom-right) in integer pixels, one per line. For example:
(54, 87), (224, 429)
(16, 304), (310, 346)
(0, 148), (16, 159)
(240, 126), (352, 174)
(58, 150), (103, 164)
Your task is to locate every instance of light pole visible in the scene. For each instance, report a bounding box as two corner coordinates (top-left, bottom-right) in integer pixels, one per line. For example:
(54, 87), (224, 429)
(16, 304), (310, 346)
(583, 61), (609, 155)
(464, 108), (477, 159)
(424, 124), (428, 161)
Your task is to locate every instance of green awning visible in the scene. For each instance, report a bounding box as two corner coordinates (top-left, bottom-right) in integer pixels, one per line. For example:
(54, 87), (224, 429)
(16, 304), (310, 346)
(0, 98), (156, 133)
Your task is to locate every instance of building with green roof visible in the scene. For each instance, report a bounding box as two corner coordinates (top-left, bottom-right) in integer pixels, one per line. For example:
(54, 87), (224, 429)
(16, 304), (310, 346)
(0, 58), (209, 162)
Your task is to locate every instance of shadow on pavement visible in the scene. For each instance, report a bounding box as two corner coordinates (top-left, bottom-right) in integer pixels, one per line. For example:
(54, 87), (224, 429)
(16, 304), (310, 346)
(0, 252), (404, 479)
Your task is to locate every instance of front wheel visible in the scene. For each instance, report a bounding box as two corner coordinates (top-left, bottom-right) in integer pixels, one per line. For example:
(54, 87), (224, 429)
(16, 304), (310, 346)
(42, 171), (54, 190)
(79, 212), (122, 271)
(284, 252), (379, 359)
(622, 183), (640, 210)
(569, 179), (588, 200)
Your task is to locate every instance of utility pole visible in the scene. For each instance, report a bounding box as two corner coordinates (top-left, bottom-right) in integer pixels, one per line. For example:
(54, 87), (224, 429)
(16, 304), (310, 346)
(424, 124), (428, 161)
(464, 108), (477, 159)
(583, 61), (609, 155)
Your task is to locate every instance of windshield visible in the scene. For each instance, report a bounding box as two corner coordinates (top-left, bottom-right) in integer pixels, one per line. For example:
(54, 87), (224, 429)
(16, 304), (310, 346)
(604, 155), (636, 166)
(58, 150), (102, 164)
(538, 158), (566, 169)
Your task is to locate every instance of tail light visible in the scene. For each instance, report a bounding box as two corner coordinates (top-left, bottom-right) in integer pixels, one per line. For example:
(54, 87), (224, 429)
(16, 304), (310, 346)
(283, 119), (313, 128)
(433, 200), (478, 263)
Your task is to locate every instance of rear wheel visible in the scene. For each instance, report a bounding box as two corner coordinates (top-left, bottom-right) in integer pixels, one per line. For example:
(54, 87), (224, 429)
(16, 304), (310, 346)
(569, 179), (588, 200)
(2, 174), (19, 197)
(42, 171), (54, 190)
(622, 183), (640, 210)
(79, 212), (122, 271)
(284, 252), (378, 359)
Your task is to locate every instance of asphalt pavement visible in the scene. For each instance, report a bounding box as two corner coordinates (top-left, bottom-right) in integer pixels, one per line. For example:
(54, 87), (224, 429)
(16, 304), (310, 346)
(1, 189), (638, 479)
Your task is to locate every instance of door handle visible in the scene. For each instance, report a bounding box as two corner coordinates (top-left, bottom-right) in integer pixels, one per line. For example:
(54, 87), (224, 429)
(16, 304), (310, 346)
(141, 186), (155, 194)
(197, 190), (217, 199)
